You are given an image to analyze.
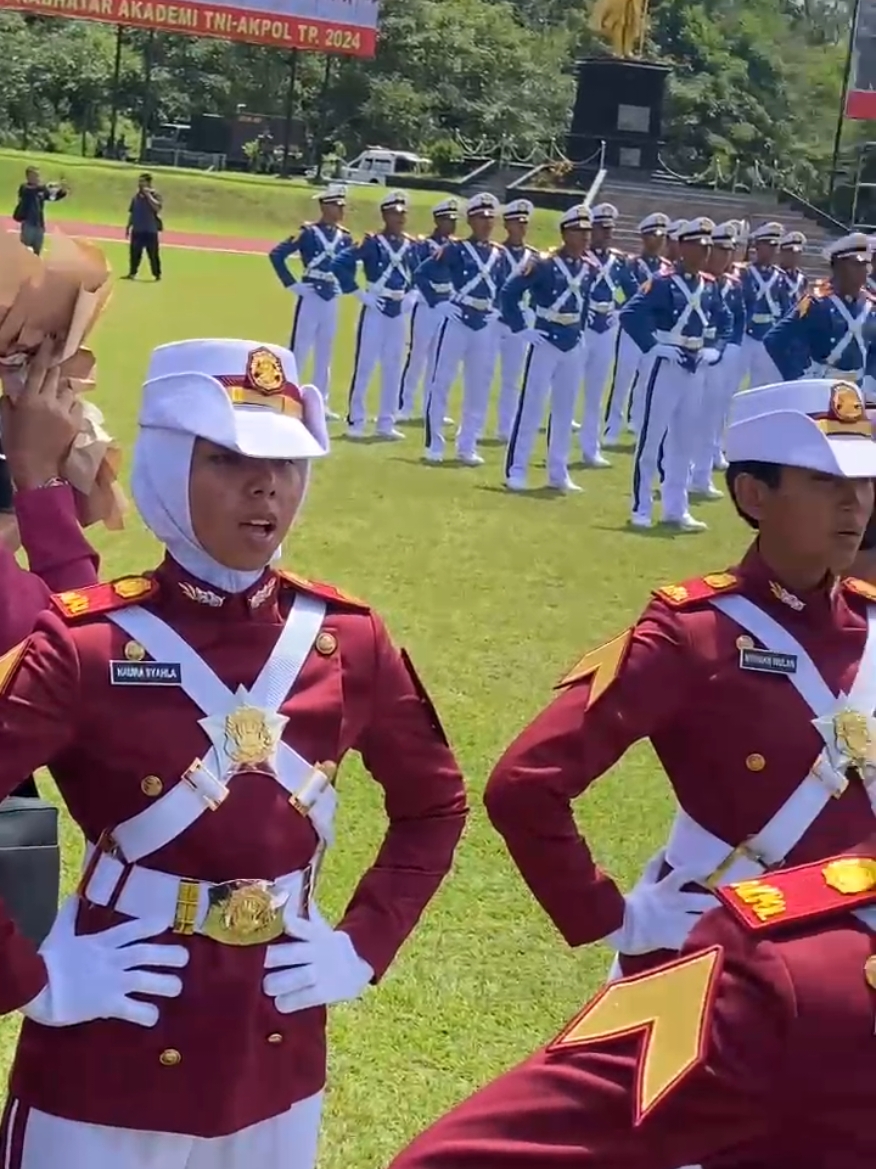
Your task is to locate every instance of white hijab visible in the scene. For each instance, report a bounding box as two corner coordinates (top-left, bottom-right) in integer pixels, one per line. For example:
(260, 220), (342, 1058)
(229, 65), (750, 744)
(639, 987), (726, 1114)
(131, 428), (308, 594)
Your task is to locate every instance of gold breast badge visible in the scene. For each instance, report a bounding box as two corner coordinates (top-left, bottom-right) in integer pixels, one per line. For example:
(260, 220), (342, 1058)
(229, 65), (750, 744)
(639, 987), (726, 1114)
(199, 686), (289, 778)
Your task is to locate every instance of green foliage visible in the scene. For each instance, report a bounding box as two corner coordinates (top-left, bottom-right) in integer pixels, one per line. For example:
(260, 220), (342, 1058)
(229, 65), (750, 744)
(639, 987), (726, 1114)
(0, 0), (859, 194)
(427, 136), (465, 177)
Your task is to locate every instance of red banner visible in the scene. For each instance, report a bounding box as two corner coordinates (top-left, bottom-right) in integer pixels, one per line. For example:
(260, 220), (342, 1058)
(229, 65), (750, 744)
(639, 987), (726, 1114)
(0, 0), (377, 55)
(847, 0), (876, 119)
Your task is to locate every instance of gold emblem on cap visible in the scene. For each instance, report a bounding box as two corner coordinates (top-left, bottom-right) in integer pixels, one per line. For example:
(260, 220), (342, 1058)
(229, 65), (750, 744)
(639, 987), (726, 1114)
(124, 640), (146, 662)
(745, 753), (766, 772)
(829, 382), (864, 424)
(246, 347), (285, 395)
(113, 577), (152, 601)
(864, 955), (876, 990)
(315, 631), (337, 656)
(823, 857), (876, 895)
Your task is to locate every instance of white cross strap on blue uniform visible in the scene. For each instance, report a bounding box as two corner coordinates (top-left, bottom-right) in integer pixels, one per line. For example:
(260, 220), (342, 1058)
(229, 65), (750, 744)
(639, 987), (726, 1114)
(592, 202), (619, 225)
(638, 212), (670, 236)
(780, 230), (806, 252)
(560, 203), (592, 230)
(751, 221), (784, 244)
(368, 234), (412, 299)
(379, 189), (408, 212)
(677, 216), (715, 244)
(725, 378), (876, 478)
(432, 197), (459, 219)
(712, 221), (738, 249)
(315, 183), (347, 205)
(466, 191), (500, 218)
(667, 218), (685, 240)
(824, 232), (873, 263)
(503, 199), (534, 222)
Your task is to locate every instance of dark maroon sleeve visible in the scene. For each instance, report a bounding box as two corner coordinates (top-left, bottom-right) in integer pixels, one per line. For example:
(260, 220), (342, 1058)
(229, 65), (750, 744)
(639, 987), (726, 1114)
(16, 484), (99, 595)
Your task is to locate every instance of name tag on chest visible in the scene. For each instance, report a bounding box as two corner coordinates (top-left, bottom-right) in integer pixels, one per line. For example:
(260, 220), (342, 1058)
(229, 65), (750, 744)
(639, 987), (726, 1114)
(109, 661), (182, 686)
(738, 647), (798, 676)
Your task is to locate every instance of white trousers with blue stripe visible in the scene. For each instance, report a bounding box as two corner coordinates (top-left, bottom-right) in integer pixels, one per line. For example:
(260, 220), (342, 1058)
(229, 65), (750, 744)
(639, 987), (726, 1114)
(289, 289), (338, 409)
(346, 304), (407, 431)
(505, 339), (583, 485)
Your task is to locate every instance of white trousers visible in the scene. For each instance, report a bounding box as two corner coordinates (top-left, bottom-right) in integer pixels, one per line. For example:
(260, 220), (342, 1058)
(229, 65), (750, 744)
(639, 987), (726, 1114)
(505, 340), (583, 484)
(1, 1091), (323, 1169)
(496, 324), (531, 440)
(425, 318), (495, 458)
(398, 302), (443, 416)
(346, 305), (407, 430)
(690, 343), (743, 491)
(740, 334), (780, 390)
(579, 323), (618, 460)
(631, 353), (705, 522)
(290, 290), (338, 408)
(602, 329), (641, 442)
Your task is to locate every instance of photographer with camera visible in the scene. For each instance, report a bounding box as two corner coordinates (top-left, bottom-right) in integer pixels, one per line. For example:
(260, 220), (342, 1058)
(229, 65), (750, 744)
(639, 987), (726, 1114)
(124, 173), (164, 281)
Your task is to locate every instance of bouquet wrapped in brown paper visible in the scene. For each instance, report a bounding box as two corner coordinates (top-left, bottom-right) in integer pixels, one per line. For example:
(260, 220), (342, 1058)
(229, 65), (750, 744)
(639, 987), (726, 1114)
(0, 231), (125, 530)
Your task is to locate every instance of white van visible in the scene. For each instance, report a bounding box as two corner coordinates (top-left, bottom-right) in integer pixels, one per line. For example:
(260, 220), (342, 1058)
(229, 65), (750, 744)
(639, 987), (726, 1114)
(340, 148), (432, 185)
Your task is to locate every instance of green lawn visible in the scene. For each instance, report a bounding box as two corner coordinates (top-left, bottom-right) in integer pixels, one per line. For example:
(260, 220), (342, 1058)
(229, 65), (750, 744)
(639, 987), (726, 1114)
(0, 238), (749, 1165)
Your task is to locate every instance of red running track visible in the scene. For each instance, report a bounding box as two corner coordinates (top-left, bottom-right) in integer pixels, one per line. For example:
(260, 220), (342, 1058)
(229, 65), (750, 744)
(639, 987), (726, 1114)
(2, 218), (275, 255)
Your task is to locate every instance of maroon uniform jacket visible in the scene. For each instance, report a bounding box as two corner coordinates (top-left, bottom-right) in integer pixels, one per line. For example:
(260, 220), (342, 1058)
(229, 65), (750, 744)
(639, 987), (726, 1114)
(484, 544), (876, 949)
(386, 848), (876, 1169)
(0, 557), (467, 1136)
(0, 484), (99, 653)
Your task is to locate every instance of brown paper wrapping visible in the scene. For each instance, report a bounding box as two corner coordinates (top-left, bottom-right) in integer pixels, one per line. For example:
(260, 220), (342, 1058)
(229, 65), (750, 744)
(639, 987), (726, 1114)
(0, 232), (124, 530)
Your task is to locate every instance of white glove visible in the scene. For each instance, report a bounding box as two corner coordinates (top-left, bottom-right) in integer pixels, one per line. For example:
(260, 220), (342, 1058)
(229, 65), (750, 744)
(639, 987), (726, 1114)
(436, 300), (462, 321)
(401, 290), (419, 315)
(520, 327), (547, 348)
(263, 904), (373, 1015)
(522, 306), (536, 330)
(355, 289), (379, 310)
(605, 861), (719, 956)
(651, 342), (679, 363)
(22, 896), (189, 1028)
(291, 282), (310, 296)
(863, 374), (876, 406)
(484, 308), (501, 325)
(701, 347), (721, 366)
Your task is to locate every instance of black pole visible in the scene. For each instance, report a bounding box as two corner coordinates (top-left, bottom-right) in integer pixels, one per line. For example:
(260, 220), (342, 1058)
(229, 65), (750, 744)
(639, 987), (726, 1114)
(828, 0), (860, 211)
(280, 50), (298, 177)
(108, 25), (124, 152)
(314, 54), (333, 179)
(138, 30), (156, 164)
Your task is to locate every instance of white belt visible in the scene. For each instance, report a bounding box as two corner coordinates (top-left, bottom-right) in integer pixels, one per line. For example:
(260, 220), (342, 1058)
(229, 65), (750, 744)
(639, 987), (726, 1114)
(307, 271), (336, 284)
(458, 295), (491, 311)
(751, 313), (774, 325)
(536, 307), (579, 325)
(590, 302), (613, 314)
(79, 846), (311, 945)
(655, 330), (703, 351)
(370, 286), (406, 301)
(430, 282), (452, 294)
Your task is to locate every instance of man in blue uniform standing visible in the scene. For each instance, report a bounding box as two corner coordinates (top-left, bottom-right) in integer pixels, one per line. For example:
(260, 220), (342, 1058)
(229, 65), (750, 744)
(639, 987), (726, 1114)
(689, 220), (747, 500)
(416, 192), (511, 466)
(501, 204), (593, 493)
(764, 232), (876, 399)
(268, 183), (351, 421)
(603, 211), (671, 447)
(739, 221), (790, 388)
(778, 230), (808, 306)
(335, 190), (418, 441)
(494, 199), (539, 442)
(577, 203), (628, 469)
(397, 197), (459, 422)
(620, 217), (732, 532)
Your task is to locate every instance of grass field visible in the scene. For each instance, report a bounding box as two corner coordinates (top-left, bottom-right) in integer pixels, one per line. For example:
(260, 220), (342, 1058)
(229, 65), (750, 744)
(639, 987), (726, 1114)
(0, 154), (750, 1167)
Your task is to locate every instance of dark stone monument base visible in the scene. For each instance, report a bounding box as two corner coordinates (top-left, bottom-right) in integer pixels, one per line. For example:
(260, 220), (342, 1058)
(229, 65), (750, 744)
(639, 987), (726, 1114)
(566, 56), (671, 175)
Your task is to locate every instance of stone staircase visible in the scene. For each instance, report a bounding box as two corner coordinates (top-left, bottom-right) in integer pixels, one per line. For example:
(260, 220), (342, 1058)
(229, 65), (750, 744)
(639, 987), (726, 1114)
(598, 176), (840, 278)
(459, 162), (534, 197)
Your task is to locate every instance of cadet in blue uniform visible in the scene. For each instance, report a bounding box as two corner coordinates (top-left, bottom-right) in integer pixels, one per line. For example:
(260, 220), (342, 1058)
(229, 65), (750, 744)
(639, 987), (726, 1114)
(502, 204), (593, 493)
(335, 190), (418, 441)
(416, 192), (512, 466)
(603, 211), (671, 447)
(577, 203), (628, 469)
(778, 230), (808, 306)
(397, 197), (459, 422)
(690, 220), (747, 499)
(764, 233), (876, 397)
(867, 235), (876, 296)
(619, 217), (732, 532)
(739, 221), (791, 388)
(663, 219), (683, 267)
(267, 183), (352, 421)
(494, 200), (539, 442)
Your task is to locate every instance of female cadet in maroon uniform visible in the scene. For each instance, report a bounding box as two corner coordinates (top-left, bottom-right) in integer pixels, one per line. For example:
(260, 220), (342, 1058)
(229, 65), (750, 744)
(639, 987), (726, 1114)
(0, 338), (467, 1169)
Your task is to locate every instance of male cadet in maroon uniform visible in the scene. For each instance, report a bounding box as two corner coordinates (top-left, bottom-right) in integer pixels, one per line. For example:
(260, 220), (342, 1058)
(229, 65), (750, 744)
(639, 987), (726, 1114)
(384, 846), (876, 1169)
(0, 339), (467, 1168)
(484, 377), (876, 986)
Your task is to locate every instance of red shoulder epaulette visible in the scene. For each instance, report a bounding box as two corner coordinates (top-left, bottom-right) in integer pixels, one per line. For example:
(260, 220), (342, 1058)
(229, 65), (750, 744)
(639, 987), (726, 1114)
(652, 571), (739, 608)
(278, 569), (371, 611)
(842, 576), (876, 603)
(717, 852), (876, 933)
(50, 575), (158, 622)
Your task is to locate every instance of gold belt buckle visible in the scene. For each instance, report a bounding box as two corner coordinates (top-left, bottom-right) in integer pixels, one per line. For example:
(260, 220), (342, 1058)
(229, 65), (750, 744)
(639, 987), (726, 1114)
(198, 879), (286, 946)
(703, 839), (766, 890)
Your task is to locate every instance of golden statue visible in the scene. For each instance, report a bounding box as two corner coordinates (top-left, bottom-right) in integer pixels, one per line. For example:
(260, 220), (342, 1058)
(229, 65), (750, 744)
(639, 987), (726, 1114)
(590, 0), (649, 58)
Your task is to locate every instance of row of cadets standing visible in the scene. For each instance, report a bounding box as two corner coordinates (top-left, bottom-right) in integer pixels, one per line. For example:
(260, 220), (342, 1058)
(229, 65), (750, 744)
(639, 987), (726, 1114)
(415, 192), (513, 465)
(619, 216), (732, 532)
(268, 182), (353, 421)
(502, 202), (595, 493)
(764, 232), (876, 396)
(397, 197), (460, 421)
